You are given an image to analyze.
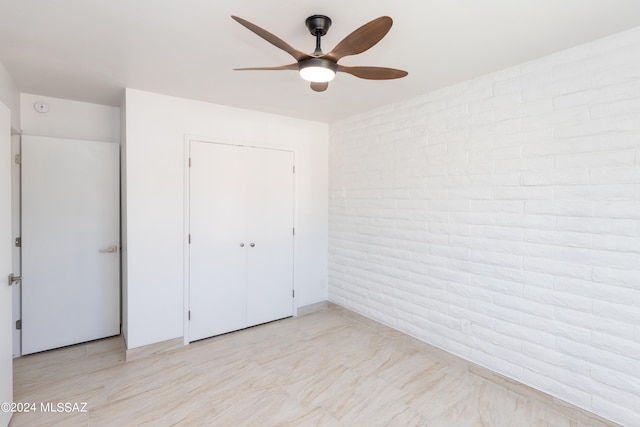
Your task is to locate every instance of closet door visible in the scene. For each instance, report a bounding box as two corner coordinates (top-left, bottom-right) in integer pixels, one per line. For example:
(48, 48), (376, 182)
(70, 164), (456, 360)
(189, 141), (294, 342)
(189, 142), (247, 341)
(246, 148), (294, 326)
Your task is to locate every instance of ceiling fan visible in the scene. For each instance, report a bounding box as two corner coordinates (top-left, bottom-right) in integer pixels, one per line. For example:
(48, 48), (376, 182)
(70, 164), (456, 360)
(231, 15), (408, 92)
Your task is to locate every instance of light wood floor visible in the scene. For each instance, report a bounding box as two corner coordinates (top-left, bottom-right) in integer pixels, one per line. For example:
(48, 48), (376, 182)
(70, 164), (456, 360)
(10, 303), (618, 426)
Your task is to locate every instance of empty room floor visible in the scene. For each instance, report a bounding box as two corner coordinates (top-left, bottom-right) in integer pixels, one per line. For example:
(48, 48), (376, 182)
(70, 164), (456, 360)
(10, 303), (618, 426)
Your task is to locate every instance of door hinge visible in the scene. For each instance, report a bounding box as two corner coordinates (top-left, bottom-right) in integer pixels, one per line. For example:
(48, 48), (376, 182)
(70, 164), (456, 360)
(188, 311), (191, 320)
(188, 234), (191, 244)
(8, 274), (21, 286)
(189, 158), (192, 168)
(292, 290), (295, 298)
(14, 154), (21, 165)
(293, 165), (295, 174)
(15, 320), (21, 330)
(15, 237), (21, 247)
(293, 227), (295, 236)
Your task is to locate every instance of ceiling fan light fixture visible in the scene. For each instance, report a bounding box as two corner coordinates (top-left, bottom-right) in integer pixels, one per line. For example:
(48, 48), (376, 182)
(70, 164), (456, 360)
(298, 58), (337, 83)
(299, 66), (335, 83)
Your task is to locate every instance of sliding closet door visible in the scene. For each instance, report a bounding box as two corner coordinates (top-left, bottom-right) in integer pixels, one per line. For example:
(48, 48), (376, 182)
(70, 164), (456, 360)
(189, 142), (247, 341)
(245, 148), (294, 327)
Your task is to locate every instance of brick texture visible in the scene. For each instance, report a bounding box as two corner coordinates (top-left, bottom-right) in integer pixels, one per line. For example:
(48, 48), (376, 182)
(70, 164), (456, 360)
(329, 27), (640, 426)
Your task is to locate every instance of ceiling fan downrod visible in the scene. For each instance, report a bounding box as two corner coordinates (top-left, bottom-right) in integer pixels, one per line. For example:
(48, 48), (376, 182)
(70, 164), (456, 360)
(305, 15), (332, 56)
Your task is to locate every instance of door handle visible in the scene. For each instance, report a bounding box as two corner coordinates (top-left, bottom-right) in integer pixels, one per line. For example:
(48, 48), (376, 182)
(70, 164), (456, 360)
(240, 243), (245, 247)
(8, 274), (21, 286)
(250, 242), (255, 247)
(99, 245), (118, 253)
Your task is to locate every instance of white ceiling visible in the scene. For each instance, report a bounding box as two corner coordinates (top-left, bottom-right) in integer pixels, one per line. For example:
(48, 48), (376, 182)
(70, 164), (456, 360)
(1, 1), (640, 123)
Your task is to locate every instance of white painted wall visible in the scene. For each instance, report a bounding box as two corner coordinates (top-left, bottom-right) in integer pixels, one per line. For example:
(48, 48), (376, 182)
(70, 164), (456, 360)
(329, 26), (640, 426)
(0, 101), (14, 427)
(120, 94), (128, 345)
(0, 62), (19, 131)
(20, 94), (120, 142)
(0, 62), (21, 357)
(0, 62), (21, 362)
(124, 89), (328, 349)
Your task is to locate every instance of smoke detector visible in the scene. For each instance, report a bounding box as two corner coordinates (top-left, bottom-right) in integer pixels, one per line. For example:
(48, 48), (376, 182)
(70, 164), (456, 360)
(34, 102), (49, 113)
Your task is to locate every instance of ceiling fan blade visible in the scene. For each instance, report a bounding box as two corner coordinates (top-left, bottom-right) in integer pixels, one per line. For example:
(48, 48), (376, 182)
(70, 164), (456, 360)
(232, 16), (312, 62)
(234, 63), (299, 71)
(324, 16), (393, 62)
(337, 65), (408, 80)
(310, 82), (329, 92)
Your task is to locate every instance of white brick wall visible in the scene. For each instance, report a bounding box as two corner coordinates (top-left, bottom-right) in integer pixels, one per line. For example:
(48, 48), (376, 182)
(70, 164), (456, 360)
(328, 26), (640, 427)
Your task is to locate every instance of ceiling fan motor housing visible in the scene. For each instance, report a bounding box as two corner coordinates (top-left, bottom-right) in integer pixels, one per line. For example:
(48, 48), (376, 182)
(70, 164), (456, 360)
(298, 57), (338, 72)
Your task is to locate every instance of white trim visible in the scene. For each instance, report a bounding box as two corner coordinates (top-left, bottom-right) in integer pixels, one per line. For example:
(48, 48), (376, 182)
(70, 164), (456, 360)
(182, 136), (190, 345)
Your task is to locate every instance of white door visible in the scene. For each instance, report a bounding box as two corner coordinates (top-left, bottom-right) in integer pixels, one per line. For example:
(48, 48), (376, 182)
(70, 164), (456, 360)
(189, 142), (247, 341)
(245, 147), (294, 326)
(21, 136), (120, 355)
(189, 141), (294, 342)
(0, 102), (13, 427)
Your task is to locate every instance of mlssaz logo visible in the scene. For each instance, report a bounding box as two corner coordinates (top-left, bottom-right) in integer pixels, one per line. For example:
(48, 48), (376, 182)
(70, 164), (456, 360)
(40, 402), (88, 413)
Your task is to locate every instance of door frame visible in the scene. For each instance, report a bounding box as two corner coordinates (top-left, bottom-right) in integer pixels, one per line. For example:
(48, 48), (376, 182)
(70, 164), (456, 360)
(183, 135), (298, 345)
(10, 132), (21, 358)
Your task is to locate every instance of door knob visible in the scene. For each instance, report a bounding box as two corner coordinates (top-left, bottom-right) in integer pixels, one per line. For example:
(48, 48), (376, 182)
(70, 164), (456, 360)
(250, 243), (255, 247)
(240, 243), (245, 247)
